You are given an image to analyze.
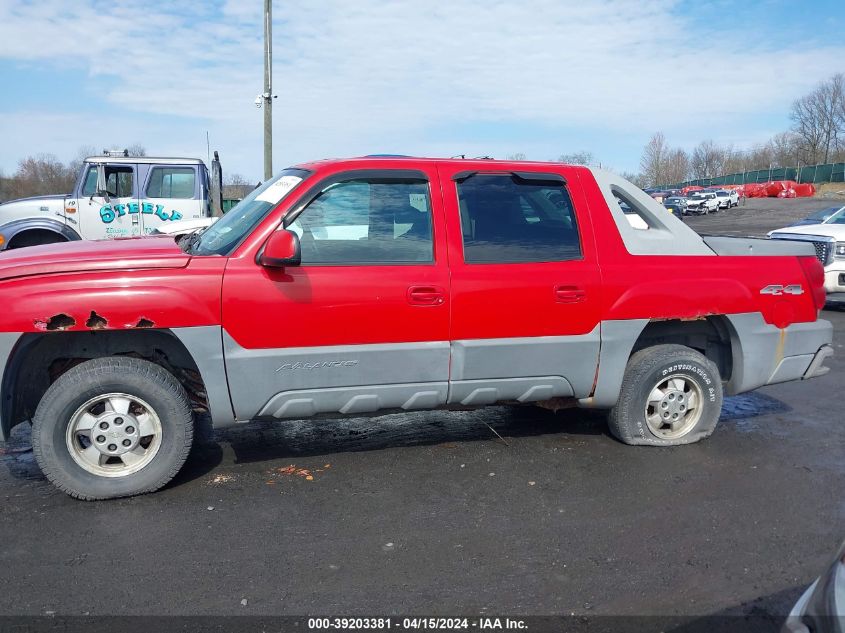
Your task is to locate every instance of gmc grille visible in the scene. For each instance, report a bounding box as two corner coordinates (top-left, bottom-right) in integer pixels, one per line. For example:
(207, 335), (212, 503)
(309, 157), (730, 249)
(812, 241), (833, 266)
(769, 233), (835, 267)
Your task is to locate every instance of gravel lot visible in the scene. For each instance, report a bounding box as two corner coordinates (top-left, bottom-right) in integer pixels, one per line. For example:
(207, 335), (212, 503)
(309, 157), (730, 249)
(684, 197), (843, 236)
(0, 199), (843, 629)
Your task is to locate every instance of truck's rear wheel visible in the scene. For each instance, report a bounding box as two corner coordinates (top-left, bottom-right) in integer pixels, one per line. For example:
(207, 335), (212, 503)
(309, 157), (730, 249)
(608, 344), (723, 446)
(32, 357), (194, 500)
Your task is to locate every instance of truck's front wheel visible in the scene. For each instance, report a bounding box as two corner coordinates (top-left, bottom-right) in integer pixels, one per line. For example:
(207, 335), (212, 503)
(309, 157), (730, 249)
(6, 230), (67, 250)
(608, 344), (723, 446)
(32, 357), (194, 500)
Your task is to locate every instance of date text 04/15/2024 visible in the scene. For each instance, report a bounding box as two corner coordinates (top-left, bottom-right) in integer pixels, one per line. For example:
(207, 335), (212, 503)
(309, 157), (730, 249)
(307, 617), (528, 630)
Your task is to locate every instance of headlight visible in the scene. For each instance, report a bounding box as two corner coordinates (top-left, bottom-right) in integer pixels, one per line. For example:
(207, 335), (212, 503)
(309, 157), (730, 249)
(835, 242), (845, 259)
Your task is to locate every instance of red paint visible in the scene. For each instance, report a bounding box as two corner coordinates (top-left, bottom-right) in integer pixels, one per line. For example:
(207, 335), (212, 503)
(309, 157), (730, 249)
(0, 157), (825, 343)
(0, 255), (223, 332)
(576, 167), (819, 327)
(437, 163), (603, 341)
(221, 161), (451, 349)
(0, 236), (188, 282)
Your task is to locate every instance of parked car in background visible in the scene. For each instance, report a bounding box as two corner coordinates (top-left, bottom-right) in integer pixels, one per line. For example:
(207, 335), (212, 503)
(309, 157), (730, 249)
(713, 189), (738, 209)
(788, 205), (845, 227)
(686, 191), (719, 214)
(662, 201), (686, 221)
(769, 213), (845, 305)
(782, 538), (844, 633)
(663, 196), (688, 216)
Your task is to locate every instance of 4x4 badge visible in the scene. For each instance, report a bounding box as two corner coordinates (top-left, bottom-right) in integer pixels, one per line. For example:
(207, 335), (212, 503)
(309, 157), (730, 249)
(760, 284), (804, 295)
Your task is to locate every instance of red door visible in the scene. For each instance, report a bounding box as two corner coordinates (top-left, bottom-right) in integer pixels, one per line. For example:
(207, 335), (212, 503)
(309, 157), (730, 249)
(220, 166), (451, 421)
(437, 162), (603, 402)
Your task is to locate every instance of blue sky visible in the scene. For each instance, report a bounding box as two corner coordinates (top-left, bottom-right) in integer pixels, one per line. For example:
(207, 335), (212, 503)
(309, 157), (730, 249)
(0, 0), (843, 181)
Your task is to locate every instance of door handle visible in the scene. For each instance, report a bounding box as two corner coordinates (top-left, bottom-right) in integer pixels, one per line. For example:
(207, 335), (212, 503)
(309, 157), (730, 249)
(554, 285), (586, 303)
(408, 285), (446, 306)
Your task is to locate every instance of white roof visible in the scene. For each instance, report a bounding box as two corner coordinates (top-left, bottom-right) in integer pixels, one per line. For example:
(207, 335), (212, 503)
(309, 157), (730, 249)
(85, 156), (205, 166)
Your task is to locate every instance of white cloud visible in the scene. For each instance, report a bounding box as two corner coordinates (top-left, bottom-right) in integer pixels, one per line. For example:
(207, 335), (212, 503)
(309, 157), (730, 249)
(0, 0), (843, 177)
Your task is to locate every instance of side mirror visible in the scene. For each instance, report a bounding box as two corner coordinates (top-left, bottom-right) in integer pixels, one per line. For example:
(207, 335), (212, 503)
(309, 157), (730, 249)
(95, 164), (110, 201)
(260, 229), (301, 267)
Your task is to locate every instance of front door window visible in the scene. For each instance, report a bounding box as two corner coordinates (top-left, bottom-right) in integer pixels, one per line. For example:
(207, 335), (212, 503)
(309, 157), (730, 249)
(80, 164), (139, 239)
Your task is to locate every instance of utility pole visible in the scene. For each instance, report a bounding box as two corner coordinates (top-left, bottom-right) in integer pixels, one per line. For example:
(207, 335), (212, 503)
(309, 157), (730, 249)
(263, 0), (272, 180)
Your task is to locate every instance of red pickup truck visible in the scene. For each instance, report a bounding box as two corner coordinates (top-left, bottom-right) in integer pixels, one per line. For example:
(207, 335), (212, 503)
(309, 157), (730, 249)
(0, 157), (834, 499)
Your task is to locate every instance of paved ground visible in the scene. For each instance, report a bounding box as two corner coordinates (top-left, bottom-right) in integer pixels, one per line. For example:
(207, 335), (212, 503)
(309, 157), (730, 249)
(684, 197), (842, 236)
(0, 201), (843, 625)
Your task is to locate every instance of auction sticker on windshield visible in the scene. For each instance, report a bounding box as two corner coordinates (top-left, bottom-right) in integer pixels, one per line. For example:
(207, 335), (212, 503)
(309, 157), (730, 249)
(256, 175), (303, 204)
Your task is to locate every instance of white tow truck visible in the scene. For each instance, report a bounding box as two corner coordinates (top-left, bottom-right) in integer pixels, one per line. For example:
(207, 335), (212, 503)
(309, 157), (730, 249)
(0, 151), (222, 251)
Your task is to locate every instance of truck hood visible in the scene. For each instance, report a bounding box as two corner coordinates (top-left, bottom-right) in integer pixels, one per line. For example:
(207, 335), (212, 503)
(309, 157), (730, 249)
(0, 194), (68, 226)
(769, 224), (845, 240)
(0, 194), (67, 211)
(0, 194), (67, 205)
(0, 236), (190, 282)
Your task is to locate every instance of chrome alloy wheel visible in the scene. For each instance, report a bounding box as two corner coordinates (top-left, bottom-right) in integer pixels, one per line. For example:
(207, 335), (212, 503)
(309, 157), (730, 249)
(65, 393), (162, 477)
(645, 374), (703, 439)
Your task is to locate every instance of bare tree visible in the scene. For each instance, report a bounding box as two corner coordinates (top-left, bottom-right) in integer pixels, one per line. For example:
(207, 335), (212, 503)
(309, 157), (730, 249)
(65, 145), (99, 177)
(663, 148), (690, 185)
(768, 132), (802, 169)
(618, 170), (647, 188)
(790, 73), (845, 164)
(7, 154), (76, 199)
(0, 169), (9, 203)
(639, 132), (670, 186)
(557, 150), (595, 165)
(506, 152), (526, 161)
(721, 145), (745, 175)
(223, 173), (254, 199)
(126, 143), (147, 157)
(690, 140), (726, 180)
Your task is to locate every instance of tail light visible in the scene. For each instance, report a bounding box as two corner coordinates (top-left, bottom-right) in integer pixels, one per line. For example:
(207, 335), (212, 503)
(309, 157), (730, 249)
(798, 256), (826, 310)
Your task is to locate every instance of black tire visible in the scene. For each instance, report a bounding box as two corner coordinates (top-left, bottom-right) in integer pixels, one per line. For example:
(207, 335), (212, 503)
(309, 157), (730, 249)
(607, 344), (723, 446)
(32, 357), (194, 500)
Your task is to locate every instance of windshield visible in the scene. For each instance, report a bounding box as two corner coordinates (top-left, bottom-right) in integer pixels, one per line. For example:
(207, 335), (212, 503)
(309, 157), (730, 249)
(189, 168), (310, 255)
(825, 207), (845, 224)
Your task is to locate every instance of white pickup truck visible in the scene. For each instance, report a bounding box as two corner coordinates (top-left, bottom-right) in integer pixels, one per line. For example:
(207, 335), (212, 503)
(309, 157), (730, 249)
(769, 207), (845, 305)
(0, 153), (220, 251)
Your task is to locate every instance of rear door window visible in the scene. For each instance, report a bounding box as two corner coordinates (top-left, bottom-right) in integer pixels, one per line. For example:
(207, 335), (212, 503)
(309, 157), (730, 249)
(146, 167), (196, 199)
(456, 174), (582, 263)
